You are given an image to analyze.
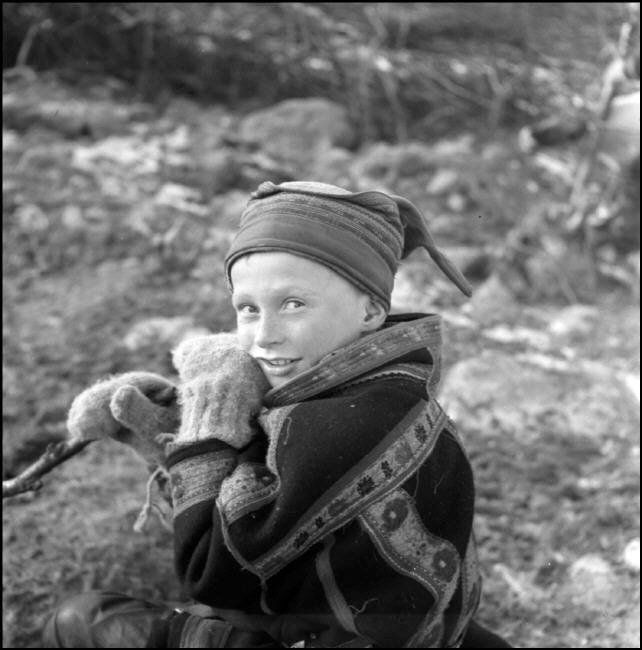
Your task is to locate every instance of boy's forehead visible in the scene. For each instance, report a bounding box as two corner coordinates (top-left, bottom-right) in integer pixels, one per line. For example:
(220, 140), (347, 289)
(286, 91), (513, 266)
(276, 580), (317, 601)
(231, 252), (354, 295)
(231, 251), (324, 281)
(233, 252), (330, 279)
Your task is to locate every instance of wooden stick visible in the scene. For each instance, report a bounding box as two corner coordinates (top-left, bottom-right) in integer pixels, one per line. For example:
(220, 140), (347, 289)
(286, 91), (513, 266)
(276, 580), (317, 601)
(3, 439), (92, 499)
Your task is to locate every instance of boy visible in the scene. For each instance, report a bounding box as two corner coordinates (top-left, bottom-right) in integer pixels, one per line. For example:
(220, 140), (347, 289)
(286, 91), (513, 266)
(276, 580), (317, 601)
(44, 181), (511, 647)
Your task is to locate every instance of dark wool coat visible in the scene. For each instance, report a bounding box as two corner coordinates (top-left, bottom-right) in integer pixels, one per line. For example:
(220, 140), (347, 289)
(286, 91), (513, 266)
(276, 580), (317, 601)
(166, 314), (481, 648)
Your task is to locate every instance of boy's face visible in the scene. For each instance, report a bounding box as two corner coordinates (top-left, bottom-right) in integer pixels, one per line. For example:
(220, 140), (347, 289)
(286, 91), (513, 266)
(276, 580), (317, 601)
(230, 252), (383, 388)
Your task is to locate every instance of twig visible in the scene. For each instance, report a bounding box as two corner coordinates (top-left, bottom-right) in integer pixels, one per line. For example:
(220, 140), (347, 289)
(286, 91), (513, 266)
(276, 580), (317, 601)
(2, 439), (92, 499)
(15, 19), (53, 67)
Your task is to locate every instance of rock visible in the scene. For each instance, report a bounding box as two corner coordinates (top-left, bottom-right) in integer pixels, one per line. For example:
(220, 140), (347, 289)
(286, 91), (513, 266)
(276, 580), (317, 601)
(153, 183), (208, 218)
(72, 136), (161, 175)
(547, 304), (599, 337)
(3, 94), (151, 139)
(439, 350), (639, 440)
(565, 554), (619, 611)
(601, 90), (640, 165)
(208, 190), (250, 229)
(309, 147), (354, 187)
(13, 203), (49, 233)
(482, 325), (551, 350)
(618, 598), (641, 649)
(425, 168), (459, 195)
(429, 134), (475, 158)
(2, 129), (21, 154)
(238, 98), (355, 168)
(236, 150), (296, 189)
(390, 265), (442, 313)
(123, 317), (211, 356)
(461, 273), (518, 326)
(620, 372), (640, 403)
(351, 141), (436, 191)
(390, 245), (481, 311)
(623, 538), (640, 572)
(446, 192), (467, 212)
(162, 148), (243, 198)
(199, 148), (243, 197)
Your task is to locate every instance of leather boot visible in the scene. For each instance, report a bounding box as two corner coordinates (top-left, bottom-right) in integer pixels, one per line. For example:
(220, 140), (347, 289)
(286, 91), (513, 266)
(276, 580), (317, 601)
(42, 590), (281, 648)
(42, 590), (176, 648)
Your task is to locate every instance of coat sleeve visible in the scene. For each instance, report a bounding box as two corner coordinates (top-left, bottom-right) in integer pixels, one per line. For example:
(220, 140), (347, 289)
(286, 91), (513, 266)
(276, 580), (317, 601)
(165, 437), (268, 611)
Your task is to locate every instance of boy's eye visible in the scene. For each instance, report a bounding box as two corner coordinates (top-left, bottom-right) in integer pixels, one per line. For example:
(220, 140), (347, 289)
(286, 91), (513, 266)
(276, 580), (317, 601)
(283, 299), (305, 310)
(236, 304), (258, 315)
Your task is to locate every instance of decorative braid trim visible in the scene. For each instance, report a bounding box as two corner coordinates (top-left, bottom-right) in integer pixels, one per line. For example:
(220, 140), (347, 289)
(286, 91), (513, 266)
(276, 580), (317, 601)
(217, 462), (280, 525)
(265, 315), (442, 407)
(169, 450), (237, 517)
(359, 488), (461, 648)
(339, 362), (432, 390)
(246, 398), (446, 579)
(446, 534), (482, 648)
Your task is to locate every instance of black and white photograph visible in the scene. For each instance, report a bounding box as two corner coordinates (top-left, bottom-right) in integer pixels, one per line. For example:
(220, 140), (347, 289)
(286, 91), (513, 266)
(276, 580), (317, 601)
(3, 3), (640, 648)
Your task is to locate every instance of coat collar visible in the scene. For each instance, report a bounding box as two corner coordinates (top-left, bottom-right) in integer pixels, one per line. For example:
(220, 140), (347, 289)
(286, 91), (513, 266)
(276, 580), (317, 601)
(264, 313), (442, 407)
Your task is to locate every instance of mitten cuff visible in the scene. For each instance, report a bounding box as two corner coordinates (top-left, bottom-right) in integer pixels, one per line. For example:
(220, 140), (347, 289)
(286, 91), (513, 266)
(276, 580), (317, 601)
(167, 447), (237, 517)
(209, 428), (257, 450)
(175, 376), (261, 449)
(165, 438), (232, 466)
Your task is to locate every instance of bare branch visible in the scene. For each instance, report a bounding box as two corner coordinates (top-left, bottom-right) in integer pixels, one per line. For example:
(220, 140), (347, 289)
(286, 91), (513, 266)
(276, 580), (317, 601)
(3, 439), (92, 499)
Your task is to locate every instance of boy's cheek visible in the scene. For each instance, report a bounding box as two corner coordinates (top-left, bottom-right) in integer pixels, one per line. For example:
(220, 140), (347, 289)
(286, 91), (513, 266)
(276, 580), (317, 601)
(234, 326), (254, 353)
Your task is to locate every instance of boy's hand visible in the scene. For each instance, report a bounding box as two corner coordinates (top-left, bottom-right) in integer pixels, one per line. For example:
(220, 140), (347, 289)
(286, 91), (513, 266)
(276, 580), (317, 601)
(67, 372), (180, 466)
(171, 334), (270, 449)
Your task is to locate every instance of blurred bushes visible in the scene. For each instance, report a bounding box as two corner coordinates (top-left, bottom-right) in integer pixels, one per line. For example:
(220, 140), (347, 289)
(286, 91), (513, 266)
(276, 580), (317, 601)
(2, 3), (630, 142)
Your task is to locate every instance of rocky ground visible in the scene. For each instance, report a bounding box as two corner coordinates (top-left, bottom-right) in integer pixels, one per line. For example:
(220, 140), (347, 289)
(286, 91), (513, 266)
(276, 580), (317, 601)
(2, 68), (640, 648)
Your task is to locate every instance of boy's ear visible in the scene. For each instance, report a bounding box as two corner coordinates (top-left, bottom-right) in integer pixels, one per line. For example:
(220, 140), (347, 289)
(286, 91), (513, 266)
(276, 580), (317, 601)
(362, 298), (387, 332)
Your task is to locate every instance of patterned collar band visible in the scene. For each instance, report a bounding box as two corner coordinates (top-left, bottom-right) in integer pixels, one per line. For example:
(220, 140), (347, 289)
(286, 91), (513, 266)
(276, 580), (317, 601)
(264, 313), (442, 407)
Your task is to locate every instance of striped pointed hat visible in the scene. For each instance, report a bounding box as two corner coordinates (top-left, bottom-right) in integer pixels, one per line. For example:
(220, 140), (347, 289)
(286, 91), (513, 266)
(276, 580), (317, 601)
(224, 181), (472, 309)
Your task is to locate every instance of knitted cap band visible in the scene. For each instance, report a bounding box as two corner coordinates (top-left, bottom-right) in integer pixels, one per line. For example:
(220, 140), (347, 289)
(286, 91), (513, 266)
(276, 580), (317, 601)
(225, 187), (405, 309)
(224, 181), (472, 309)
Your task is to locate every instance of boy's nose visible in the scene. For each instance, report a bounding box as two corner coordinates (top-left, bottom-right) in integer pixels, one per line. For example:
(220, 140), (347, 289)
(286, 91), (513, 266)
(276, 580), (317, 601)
(254, 314), (284, 347)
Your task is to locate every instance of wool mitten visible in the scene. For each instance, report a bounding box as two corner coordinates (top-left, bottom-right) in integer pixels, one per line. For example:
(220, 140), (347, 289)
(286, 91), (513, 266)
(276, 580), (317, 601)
(171, 333), (270, 449)
(67, 371), (180, 466)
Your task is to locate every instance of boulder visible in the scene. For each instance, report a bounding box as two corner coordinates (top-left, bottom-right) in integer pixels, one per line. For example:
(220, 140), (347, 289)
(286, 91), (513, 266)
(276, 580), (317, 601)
(601, 90), (640, 165)
(547, 304), (599, 337)
(309, 147), (355, 187)
(238, 98), (355, 169)
(563, 554), (619, 612)
(439, 350), (639, 441)
(163, 148), (243, 198)
(623, 538), (640, 572)
(3, 94), (151, 139)
(350, 141), (437, 191)
(123, 317), (210, 352)
(208, 190), (250, 229)
(462, 273), (519, 326)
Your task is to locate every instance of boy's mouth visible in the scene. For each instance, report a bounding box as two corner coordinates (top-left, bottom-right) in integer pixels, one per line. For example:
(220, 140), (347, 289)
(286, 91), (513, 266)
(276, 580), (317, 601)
(256, 357), (301, 376)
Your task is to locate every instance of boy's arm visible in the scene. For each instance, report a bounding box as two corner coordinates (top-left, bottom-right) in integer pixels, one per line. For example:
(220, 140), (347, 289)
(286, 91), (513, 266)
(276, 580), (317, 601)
(165, 334), (270, 609)
(175, 377), (479, 646)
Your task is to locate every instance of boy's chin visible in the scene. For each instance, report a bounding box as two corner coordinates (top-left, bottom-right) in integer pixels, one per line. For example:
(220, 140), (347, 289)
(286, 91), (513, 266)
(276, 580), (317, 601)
(264, 373), (296, 389)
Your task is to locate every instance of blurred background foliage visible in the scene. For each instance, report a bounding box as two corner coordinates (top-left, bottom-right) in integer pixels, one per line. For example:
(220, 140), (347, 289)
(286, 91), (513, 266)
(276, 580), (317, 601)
(2, 2), (634, 142)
